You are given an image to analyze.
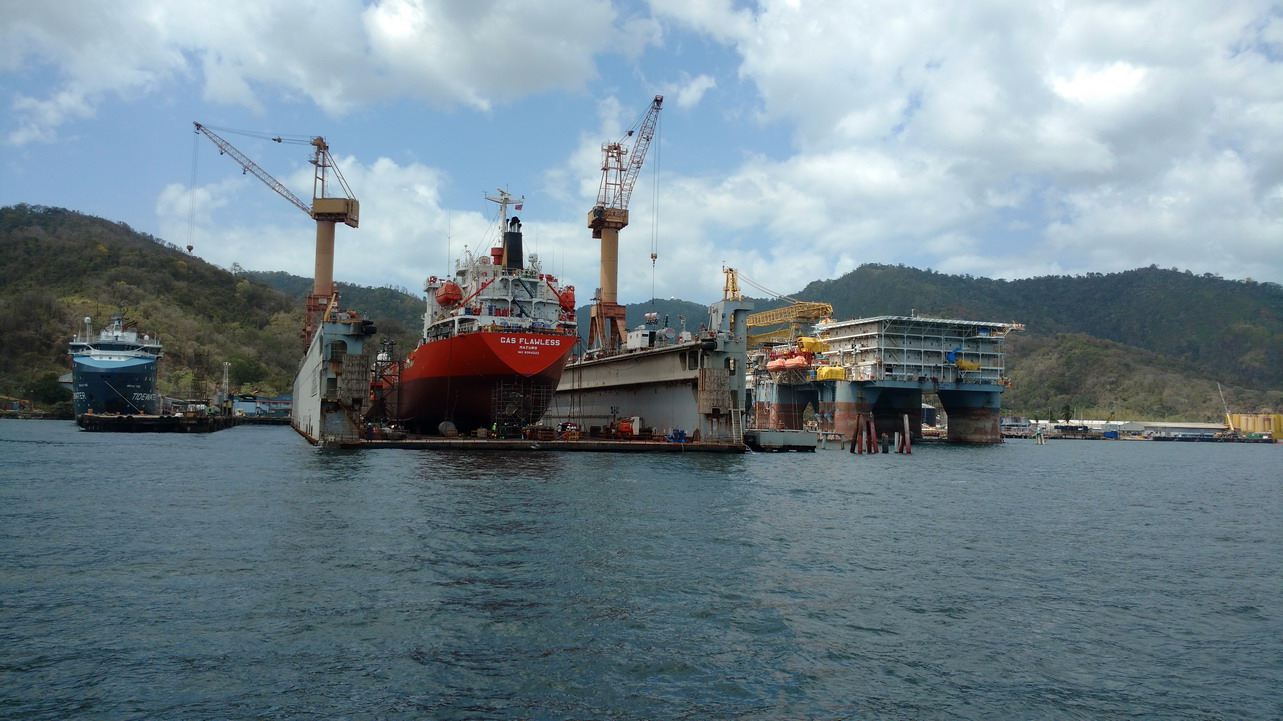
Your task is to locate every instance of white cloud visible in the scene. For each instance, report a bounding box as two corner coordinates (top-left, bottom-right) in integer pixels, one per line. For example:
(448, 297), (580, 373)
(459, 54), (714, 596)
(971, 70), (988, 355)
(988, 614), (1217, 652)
(362, 0), (618, 111)
(6, 0), (1283, 307)
(668, 74), (716, 109)
(644, 0), (755, 45)
(2, 3), (187, 144)
(1051, 62), (1147, 104)
(639, 0), (1283, 297)
(9, 89), (95, 145)
(1045, 149), (1283, 278)
(4, 0), (620, 144)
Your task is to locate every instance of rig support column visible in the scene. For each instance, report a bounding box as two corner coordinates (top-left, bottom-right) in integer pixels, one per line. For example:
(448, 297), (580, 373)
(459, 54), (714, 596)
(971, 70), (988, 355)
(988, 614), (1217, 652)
(937, 388), (1003, 444)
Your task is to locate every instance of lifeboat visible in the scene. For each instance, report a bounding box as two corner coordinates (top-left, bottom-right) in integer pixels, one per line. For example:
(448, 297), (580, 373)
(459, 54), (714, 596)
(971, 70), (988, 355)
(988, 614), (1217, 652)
(435, 280), (463, 308)
(559, 286), (576, 312)
(784, 356), (809, 369)
(766, 358), (786, 372)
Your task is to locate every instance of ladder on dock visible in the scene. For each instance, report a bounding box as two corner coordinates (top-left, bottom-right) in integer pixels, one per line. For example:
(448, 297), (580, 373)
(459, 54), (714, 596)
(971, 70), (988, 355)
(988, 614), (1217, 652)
(729, 396), (744, 445)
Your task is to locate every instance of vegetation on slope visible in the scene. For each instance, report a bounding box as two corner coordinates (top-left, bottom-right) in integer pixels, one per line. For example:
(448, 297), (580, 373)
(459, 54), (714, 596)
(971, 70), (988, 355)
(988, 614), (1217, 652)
(1002, 333), (1282, 422)
(242, 269), (422, 355)
(0, 205), (405, 403)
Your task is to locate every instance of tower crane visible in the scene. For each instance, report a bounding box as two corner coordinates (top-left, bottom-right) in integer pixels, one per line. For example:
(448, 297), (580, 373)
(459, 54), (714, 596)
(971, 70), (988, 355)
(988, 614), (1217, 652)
(587, 94), (663, 351)
(192, 122), (359, 343)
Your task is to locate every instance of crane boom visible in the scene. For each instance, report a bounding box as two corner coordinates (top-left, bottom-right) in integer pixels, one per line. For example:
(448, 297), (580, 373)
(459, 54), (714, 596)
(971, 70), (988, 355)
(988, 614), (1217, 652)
(746, 302), (834, 328)
(193, 122), (311, 216)
(595, 94), (663, 211)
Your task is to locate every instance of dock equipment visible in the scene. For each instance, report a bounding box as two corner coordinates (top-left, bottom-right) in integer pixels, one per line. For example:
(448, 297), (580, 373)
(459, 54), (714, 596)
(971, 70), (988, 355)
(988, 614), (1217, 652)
(193, 122), (359, 346)
(587, 95), (663, 351)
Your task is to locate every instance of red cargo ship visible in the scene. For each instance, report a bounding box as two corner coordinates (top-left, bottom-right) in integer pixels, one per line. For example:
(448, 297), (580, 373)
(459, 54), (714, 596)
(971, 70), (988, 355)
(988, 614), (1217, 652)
(398, 190), (579, 435)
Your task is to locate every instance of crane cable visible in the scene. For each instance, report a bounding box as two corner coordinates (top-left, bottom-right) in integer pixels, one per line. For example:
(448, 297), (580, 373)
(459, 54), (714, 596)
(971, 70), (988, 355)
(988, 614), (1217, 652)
(197, 124), (314, 145)
(187, 131), (198, 255)
(737, 270), (801, 303)
(648, 111), (661, 305)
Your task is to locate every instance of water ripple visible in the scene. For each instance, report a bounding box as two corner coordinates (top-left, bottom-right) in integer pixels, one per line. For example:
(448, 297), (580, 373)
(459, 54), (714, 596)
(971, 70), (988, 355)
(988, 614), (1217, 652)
(1, 422), (1279, 719)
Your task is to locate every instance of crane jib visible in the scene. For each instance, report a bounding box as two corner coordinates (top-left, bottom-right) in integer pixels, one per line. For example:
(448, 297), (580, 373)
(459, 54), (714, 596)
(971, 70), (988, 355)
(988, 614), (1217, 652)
(192, 121), (359, 228)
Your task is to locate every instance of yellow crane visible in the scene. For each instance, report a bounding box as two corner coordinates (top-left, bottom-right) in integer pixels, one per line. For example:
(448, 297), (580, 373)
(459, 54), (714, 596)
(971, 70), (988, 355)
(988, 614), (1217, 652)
(1218, 382), (1236, 434)
(192, 122), (359, 343)
(587, 95), (663, 351)
(745, 301), (834, 346)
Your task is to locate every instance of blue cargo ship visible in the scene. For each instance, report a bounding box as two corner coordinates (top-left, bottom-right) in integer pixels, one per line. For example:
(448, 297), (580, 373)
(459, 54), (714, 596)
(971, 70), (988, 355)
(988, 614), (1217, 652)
(69, 314), (163, 416)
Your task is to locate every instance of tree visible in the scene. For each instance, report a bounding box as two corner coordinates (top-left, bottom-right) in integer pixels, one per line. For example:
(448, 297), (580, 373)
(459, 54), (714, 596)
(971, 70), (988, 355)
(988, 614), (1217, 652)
(227, 356), (267, 388)
(28, 372), (71, 406)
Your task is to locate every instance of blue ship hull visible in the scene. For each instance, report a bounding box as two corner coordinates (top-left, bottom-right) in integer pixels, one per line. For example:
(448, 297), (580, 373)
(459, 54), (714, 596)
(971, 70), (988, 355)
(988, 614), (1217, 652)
(73, 356), (160, 415)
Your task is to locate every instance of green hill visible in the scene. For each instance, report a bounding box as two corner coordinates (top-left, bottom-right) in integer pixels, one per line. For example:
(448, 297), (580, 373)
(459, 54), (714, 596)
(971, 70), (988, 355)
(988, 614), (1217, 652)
(0, 204), (414, 403)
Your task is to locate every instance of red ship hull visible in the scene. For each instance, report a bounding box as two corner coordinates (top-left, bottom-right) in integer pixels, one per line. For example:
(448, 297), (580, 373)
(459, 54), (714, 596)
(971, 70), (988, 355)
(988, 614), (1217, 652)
(398, 331), (577, 434)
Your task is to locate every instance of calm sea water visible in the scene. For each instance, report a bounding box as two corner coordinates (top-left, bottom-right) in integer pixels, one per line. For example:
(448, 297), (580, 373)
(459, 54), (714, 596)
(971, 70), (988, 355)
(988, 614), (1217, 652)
(1, 420), (1279, 719)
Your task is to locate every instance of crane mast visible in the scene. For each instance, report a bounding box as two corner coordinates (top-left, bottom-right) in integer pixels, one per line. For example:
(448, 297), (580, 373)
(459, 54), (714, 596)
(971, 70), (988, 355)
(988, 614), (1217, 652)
(192, 122), (359, 344)
(587, 94), (663, 351)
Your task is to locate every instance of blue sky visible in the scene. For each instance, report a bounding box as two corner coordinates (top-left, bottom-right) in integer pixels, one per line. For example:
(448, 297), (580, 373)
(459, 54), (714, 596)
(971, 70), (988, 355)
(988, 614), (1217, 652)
(3, 0), (1281, 307)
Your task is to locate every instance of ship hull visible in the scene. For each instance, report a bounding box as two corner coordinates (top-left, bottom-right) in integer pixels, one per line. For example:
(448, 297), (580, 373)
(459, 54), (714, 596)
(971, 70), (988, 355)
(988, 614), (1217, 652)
(72, 356), (160, 415)
(398, 331), (576, 435)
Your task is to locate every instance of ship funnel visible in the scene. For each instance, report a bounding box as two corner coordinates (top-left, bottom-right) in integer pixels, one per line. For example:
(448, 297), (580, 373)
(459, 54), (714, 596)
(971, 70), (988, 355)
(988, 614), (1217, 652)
(502, 216), (523, 270)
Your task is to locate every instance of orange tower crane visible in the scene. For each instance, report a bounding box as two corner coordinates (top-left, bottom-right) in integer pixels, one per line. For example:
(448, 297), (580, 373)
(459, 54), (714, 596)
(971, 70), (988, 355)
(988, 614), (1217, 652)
(192, 122), (359, 344)
(587, 95), (663, 351)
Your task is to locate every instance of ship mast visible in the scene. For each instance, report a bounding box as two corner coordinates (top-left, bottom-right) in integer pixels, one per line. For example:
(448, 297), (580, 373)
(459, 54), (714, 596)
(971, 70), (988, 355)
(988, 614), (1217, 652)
(485, 188), (522, 229)
(485, 188), (524, 269)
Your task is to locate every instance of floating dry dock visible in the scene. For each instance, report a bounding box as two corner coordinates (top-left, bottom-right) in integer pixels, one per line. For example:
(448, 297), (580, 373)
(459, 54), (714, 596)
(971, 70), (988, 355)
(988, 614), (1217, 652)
(310, 432), (745, 453)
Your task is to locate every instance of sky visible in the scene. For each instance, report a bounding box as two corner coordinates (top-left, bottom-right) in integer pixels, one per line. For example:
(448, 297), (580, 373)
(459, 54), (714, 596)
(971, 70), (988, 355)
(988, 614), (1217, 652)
(2, 0), (1281, 307)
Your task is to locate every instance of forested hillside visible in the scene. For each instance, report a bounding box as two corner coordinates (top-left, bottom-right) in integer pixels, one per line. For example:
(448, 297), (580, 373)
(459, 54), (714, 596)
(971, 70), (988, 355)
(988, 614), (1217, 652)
(0, 205), (409, 403)
(2, 204), (1278, 422)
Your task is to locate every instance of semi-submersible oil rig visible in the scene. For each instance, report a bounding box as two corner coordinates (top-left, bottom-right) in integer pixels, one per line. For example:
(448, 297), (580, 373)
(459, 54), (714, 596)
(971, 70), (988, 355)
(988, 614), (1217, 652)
(744, 297), (1024, 444)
